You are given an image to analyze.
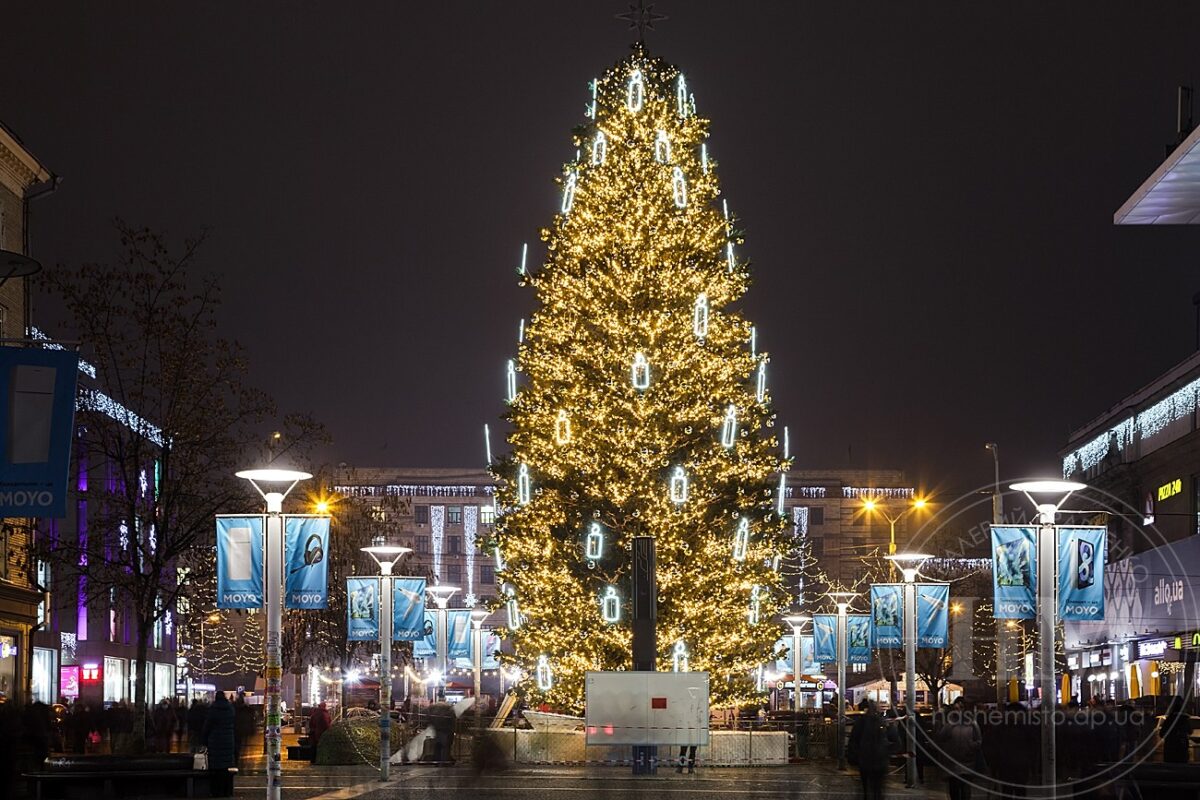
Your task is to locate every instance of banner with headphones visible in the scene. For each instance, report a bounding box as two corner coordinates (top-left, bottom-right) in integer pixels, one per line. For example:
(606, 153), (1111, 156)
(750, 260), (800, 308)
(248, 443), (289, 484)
(413, 611), (437, 658)
(285, 516), (331, 609)
(216, 516), (265, 609)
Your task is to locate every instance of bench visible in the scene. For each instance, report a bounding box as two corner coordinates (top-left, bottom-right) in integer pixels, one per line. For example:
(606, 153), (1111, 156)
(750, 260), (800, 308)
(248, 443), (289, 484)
(287, 736), (316, 762)
(1099, 761), (1200, 800)
(24, 754), (231, 799)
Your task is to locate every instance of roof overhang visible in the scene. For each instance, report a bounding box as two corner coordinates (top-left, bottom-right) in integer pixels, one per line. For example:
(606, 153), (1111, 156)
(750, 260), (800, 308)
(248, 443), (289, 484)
(1115, 124), (1200, 224)
(0, 121), (52, 193)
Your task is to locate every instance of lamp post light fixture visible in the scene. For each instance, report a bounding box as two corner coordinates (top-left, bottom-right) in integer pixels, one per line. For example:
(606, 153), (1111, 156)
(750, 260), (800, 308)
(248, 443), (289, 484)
(782, 613), (812, 713)
(862, 496), (929, 555)
(234, 468), (312, 800)
(469, 607), (490, 734)
(885, 552), (933, 789)
(1008, 478), (1087, 793)
(828, 591), (858, 770)
(426, 584), (460, 700)
(361, 545), (411, 781)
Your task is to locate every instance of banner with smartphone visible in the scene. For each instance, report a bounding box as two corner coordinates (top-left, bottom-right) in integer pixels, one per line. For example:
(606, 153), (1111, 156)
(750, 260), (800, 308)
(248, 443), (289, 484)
(0, 346), (80, 517)
(917, 583), (951, 647)
(870, 584), (903, 648)
(392, 578), (427, 640)
(992, 525), (1037, 619)
(847, 614), (872, 664)
(346, 577), (379, 641)
(1057, 526), (1106, 621)
(284, 516), (330, 609)
(813, 614), (837, 663)
(447, 610), (472, 659)
(216, 516), (264, 608)
(413, 611), (437, 658)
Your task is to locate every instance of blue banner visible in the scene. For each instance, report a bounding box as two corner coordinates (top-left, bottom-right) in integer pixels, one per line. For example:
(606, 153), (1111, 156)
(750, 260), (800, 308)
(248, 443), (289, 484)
(284, 516), (330, 609)
(917, 583), (950, 648)
(813, 614), (837, 663)
(992, 525), (1037, 619)
(447, 610), (472, 659)
(483, 630), (500, 669)
(871, 584), (903, 648)
(0, 347), (79, 517)
(800, 635), (817, 675)
(413, 611), (437, 658)
(392, 578), (427, 641)
(847, 614), (872, 664)
(776, 635), (820, 676)
(1057, 526), (1106, 621)
(216, 516), (264, 608)
(347, 577), (379, 641)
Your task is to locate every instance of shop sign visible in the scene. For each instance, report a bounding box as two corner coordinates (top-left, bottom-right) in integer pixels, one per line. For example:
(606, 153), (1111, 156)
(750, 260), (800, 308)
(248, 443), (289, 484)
(1157, 478), (1183, 502)
(1137, 639), (1169, 659)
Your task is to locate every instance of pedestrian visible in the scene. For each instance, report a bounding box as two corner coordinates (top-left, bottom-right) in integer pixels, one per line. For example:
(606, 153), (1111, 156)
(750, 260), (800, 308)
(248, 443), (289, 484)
(848, 699), (896, 800)
(1160, 695), (1192, 764)
(153, 699), (174, 753)
(308, 702), (331, 752)
(426, 700), (456, 765)
(203, 692), (236, 798)
(233, 693), (255, 768)
(676, 744), (697, 774)
(935, 697), (982, 800)
(187, 699), (208, 752)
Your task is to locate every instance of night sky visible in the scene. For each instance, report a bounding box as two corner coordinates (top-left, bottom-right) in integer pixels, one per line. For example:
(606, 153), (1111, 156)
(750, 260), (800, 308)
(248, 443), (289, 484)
(3, 3), (1199, 495)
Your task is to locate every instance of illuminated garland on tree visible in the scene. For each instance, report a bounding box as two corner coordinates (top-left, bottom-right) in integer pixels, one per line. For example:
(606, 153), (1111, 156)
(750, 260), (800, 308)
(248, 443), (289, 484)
(489, 45), (791, 711)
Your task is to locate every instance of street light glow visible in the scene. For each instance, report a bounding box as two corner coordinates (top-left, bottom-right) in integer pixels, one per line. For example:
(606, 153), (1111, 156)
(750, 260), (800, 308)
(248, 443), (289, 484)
(913, 497), (927, 509)
(862, 499), (877, 512)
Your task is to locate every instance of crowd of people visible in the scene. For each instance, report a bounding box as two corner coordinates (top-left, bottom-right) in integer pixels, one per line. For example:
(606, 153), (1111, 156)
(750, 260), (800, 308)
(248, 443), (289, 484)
(847, 694), (1197, 800)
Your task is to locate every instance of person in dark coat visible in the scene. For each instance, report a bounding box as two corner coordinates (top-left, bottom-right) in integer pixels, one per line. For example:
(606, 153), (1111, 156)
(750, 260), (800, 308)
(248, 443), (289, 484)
(233, 694), (255, 768)
(308, 703), (331, 751)
(187, 700), (208, 753)
(848, 700), (897, 800)
(203, 692), (236, 798)
(153, 700), (174, 753)
(426, 701), (456, 765)
(1160, 695), (1192, 764)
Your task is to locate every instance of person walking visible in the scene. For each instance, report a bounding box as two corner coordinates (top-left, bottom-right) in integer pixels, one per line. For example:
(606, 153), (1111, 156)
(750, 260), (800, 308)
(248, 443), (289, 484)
(1160, 695), (1192, 764)
(187, 700), (208, 753)
(426, 700), (456, 765)
(152, 699), (174, 753)
(203, 692), (236, 798)
(848, 700), (896, 800)
(676, 744), (698, 774)
(936, 697), (982, 800)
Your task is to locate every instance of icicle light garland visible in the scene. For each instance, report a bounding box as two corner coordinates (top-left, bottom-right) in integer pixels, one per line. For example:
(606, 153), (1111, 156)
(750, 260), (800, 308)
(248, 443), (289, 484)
(1062, 377), (1200, 477)
(792, 506), (810, 538)
(464, 504), (478, 604)
(430, 505), (445, 583)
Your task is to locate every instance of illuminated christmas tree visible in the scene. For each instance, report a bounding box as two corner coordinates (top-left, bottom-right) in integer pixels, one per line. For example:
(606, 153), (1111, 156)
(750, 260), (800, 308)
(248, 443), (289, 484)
(490, 43), (791, 711)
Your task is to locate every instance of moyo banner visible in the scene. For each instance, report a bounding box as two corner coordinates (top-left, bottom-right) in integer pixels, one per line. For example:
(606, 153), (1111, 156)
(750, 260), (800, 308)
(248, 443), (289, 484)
(774, 636), (820, 676)
(284, 516), (330, 609)
(870, 584), (903, 649)
(216, 516), (264, 609)
(917, 583), (950, 648)
(0, 346), (80, 517)
(992, 525), (1037, 619)
(414, 611), (437, 658)
(847, 614), (872, 665)
(447, 610), (473, 659)
(393, 578), (427, 640)
(1057, 526), (1106, 621)
(347, 577), (380, 641)
(813, 614), (837, 663)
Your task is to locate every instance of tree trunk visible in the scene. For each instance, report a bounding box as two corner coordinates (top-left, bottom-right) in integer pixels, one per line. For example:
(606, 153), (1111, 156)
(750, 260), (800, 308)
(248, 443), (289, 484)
(131, 616), (151, 754)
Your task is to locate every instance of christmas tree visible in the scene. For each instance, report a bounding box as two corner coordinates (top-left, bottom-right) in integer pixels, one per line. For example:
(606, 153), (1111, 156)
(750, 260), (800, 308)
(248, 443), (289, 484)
(490, 43), (791, 711)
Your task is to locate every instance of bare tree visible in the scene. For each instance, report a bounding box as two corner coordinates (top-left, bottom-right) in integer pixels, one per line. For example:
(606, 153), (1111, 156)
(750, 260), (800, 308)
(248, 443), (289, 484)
(41, 224), (324, 751)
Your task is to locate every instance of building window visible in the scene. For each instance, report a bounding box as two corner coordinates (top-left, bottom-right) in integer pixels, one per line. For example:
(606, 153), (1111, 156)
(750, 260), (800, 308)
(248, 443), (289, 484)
(31, 647), (56, 705)
(415, 505), (429, 525)
(1195, 475), (1200, 536)
(810, 506), (825, 526)
(448, 505), (463, 525)
(447, 536), (461, 554)
(0, 304), (6, 341)
(447, 564), (462, 584)
(415, 536), (429, 554)
(481, 506), (496, 525)
(480, 564), (495, 585)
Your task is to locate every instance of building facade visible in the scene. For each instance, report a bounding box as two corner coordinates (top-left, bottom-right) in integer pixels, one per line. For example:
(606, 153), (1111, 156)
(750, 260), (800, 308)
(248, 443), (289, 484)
(1061, 348), (1200, 702)
(0, 119), (54, 705)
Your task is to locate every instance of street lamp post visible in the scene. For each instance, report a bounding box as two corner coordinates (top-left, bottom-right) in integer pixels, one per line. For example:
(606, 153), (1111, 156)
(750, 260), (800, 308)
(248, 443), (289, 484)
(426, 584), (460, 700)
(362, 545), (412, 781)
(469, 608), (490, 734)
(887, 553), (932, 789)
(235, 468), (312, 800)
(783, 614), (812, 713)
(986, 443), (1006, 704)
(863, 497), (928, 555)
(829, 592), (857, 771)
(1009, 479), (1087, 796)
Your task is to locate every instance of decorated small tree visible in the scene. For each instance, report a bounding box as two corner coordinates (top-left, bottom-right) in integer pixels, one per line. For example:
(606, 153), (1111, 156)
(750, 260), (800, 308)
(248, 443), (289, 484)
(490, 44), (792, 711)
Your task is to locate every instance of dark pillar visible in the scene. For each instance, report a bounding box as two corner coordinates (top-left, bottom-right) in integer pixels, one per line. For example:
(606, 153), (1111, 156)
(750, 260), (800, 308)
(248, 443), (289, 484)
(631, 536), (657, 774)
